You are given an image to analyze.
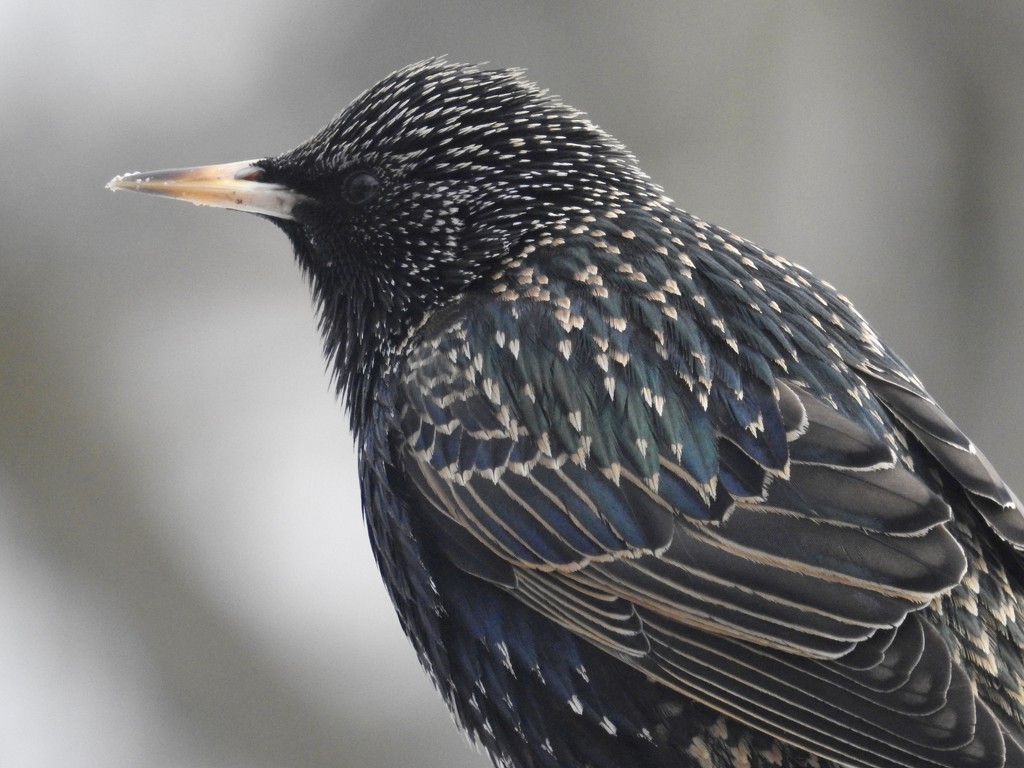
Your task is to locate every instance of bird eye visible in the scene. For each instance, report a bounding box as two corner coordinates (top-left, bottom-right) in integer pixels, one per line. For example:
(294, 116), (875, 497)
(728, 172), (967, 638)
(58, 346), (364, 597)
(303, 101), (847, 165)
(343, 171), (381, 205)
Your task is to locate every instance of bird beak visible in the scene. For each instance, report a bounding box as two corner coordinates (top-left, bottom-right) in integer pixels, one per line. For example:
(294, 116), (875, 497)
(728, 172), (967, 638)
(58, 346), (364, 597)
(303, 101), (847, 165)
(106, 159), (307, 221)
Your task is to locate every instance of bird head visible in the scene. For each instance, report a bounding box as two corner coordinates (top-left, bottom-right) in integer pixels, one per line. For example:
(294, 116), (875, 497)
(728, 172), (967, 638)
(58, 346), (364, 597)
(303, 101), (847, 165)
(108, 60), (656, 427)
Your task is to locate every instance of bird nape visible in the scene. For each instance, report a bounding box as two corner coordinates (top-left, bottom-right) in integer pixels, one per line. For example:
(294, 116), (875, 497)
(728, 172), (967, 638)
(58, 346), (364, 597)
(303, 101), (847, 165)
(108, 59), (1024, 768)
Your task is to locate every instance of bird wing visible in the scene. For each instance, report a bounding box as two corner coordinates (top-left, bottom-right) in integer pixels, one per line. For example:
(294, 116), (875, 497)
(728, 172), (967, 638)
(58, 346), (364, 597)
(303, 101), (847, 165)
(395, 292), (1012, 768)
(853, 363), (1024, 553)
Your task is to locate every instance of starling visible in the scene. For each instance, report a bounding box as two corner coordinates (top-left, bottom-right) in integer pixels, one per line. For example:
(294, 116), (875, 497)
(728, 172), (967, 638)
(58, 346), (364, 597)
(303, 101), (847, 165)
(108, 60), (1024, 768)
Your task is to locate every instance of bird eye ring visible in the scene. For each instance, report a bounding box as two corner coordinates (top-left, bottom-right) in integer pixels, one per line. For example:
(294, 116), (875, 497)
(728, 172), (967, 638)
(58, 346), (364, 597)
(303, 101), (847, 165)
(343, 171), (381, 205)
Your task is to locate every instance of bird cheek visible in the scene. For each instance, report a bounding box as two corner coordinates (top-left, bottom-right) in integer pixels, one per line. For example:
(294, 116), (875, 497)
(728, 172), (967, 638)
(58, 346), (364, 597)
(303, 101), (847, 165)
(289, 197), (327, 225)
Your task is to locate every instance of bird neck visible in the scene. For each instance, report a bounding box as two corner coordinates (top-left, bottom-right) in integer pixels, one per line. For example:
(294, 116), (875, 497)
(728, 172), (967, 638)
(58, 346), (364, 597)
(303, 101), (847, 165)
(307, 269), (411, 438)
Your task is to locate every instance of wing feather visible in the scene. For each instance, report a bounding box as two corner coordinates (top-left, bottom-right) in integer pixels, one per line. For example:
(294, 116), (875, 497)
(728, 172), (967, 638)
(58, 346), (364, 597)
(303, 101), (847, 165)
(394, 301), (1012, 767)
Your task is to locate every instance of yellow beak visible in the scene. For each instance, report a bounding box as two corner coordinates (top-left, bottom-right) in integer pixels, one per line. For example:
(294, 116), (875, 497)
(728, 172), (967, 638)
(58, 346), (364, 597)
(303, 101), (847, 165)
(106, 159), (307, 220)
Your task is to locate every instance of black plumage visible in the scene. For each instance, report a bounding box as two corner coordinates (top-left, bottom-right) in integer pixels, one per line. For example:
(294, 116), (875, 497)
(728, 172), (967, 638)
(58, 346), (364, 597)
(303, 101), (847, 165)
(108, 60), (1024, 768)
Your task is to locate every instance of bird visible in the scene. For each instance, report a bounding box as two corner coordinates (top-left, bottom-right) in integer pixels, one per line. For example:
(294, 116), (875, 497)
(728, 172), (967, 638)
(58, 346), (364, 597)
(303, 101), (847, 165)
(108, 59), (1024, 768)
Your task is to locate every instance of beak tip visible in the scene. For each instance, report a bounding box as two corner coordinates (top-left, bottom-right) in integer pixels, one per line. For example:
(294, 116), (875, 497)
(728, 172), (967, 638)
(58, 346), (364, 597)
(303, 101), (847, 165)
(107, 172), (139, 191)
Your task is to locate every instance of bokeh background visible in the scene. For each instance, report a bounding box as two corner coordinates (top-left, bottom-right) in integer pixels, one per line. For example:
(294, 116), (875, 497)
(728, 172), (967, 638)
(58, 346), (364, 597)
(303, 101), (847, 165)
(3, 3), (1024, 767)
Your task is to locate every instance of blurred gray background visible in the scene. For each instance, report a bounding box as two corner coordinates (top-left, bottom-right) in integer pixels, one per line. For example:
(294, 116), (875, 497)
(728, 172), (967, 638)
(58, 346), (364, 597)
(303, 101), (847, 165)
(2, 2), (1024, 767)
